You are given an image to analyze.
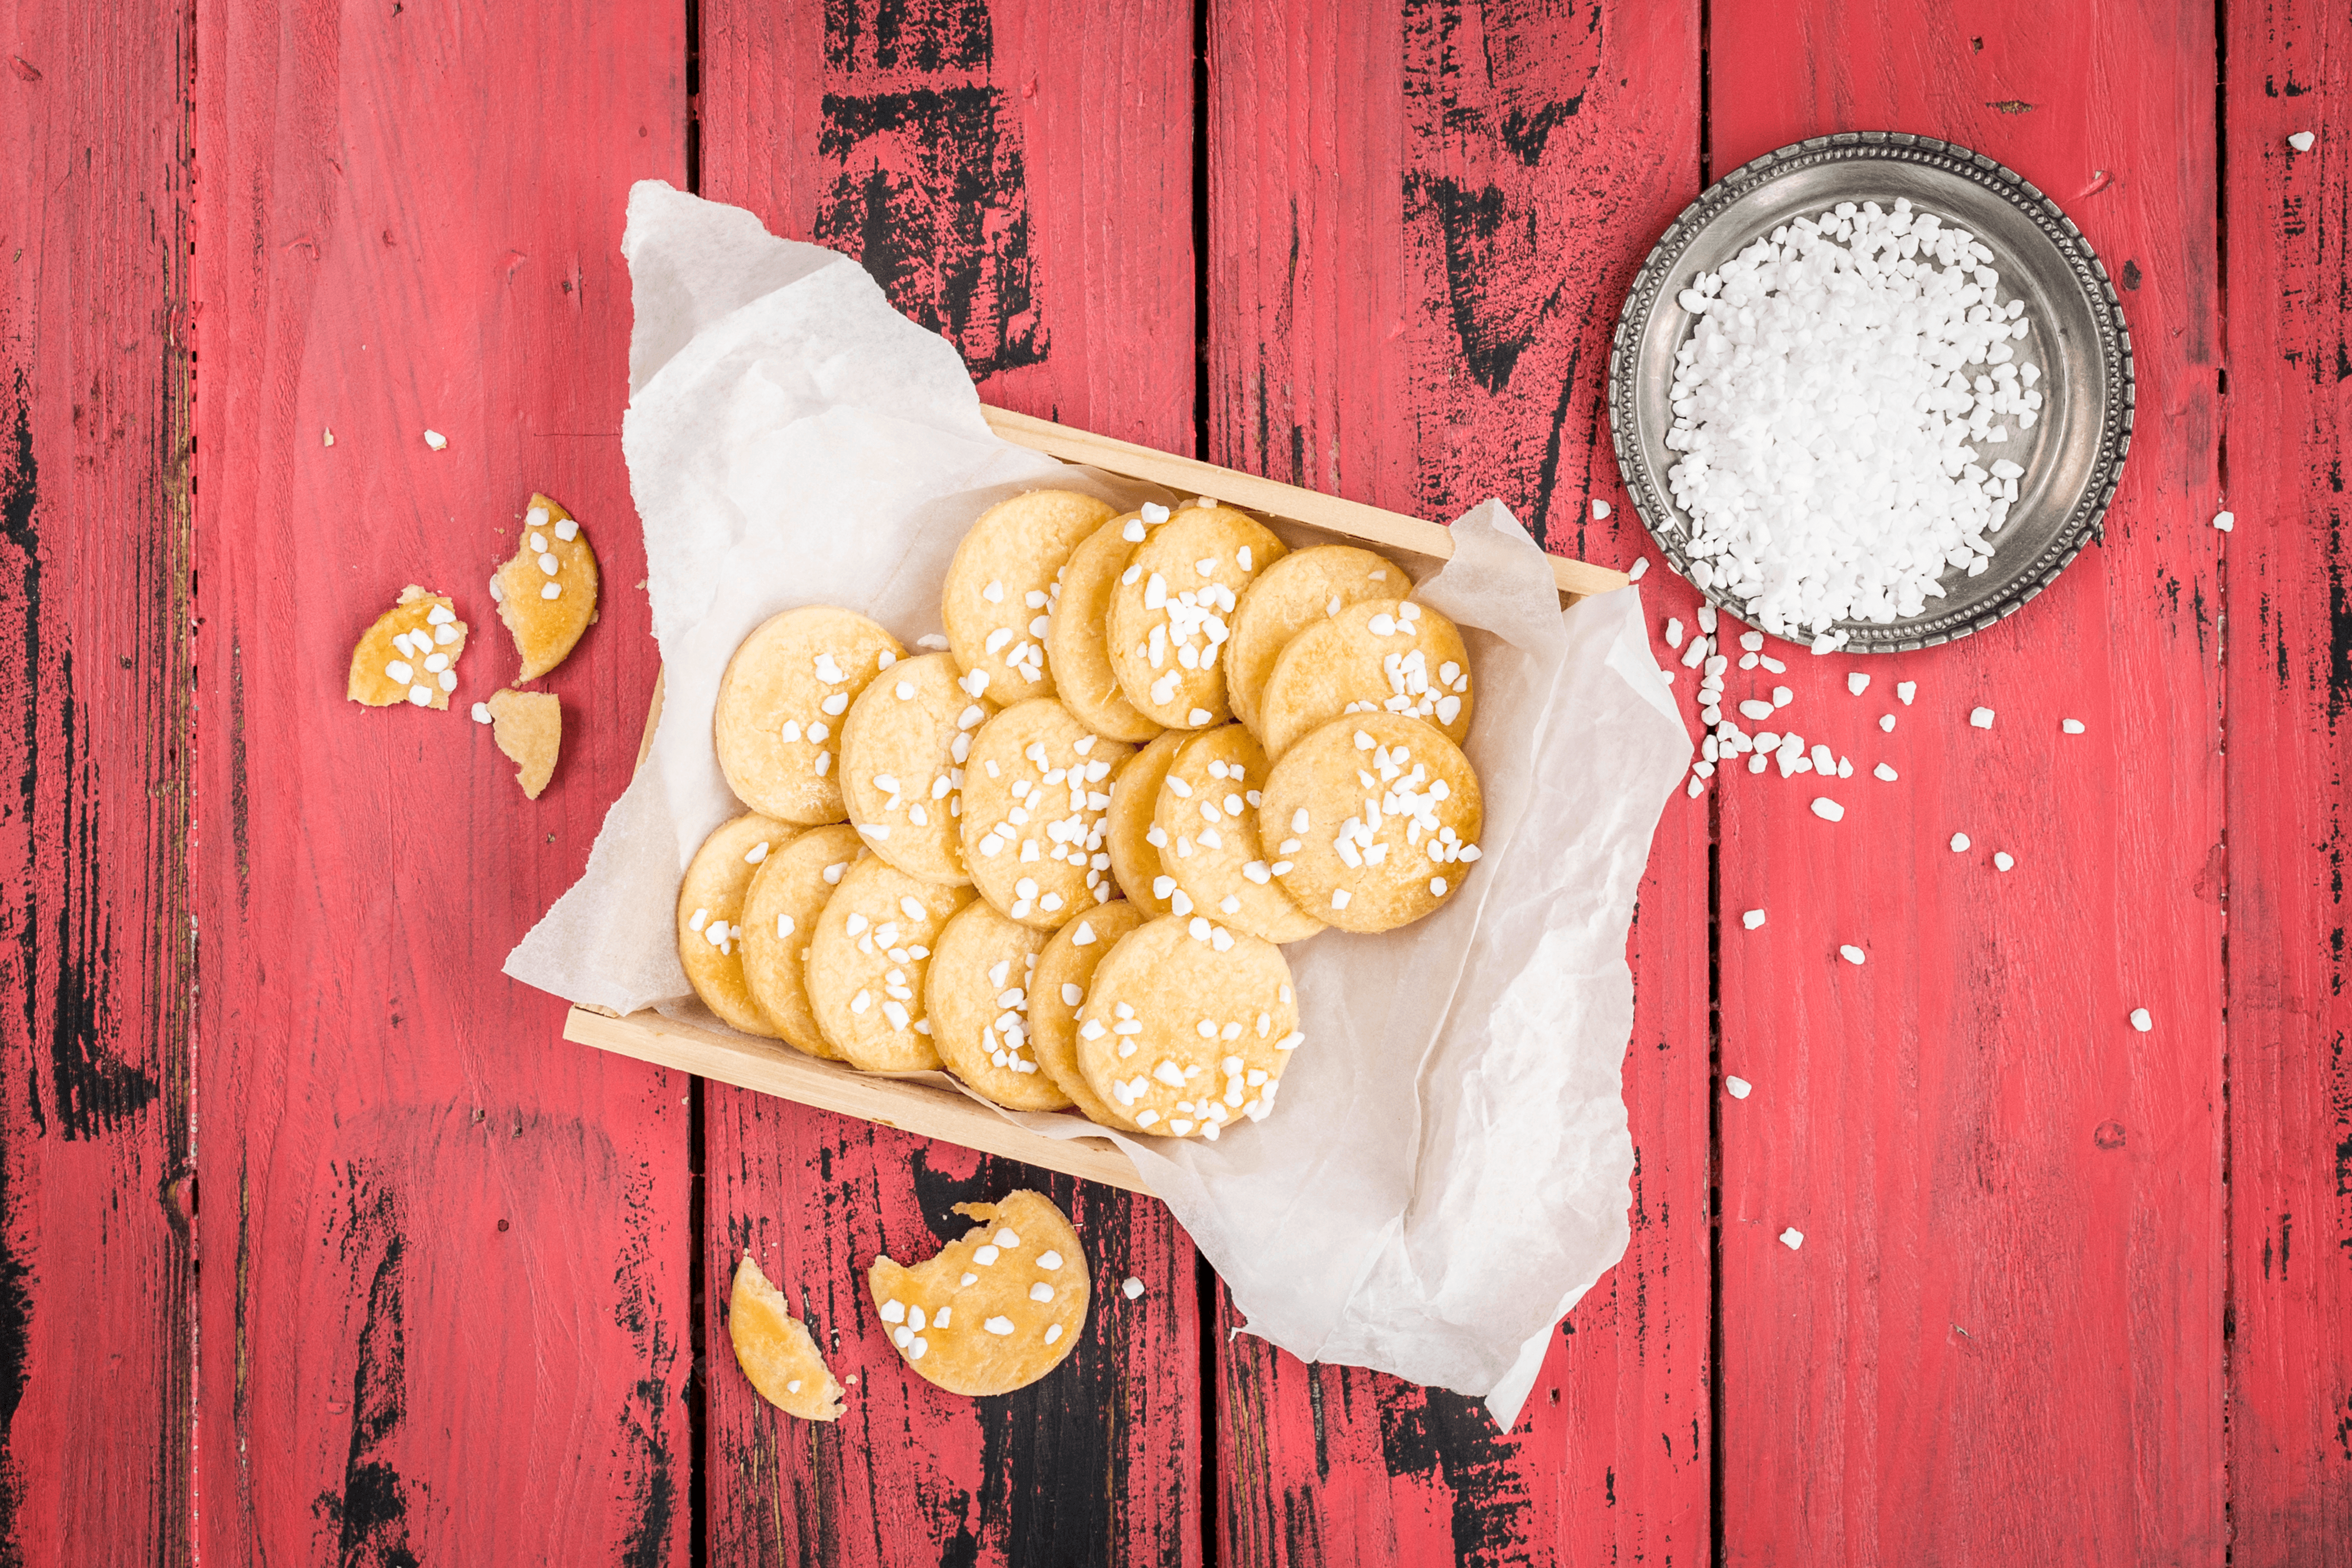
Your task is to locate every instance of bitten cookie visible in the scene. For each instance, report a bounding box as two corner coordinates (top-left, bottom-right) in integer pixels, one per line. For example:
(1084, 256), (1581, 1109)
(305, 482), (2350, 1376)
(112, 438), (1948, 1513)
(839, 650), (995, 885)
(1073, 915), (1300, 1140)
(1103, 729), (1184, 920)
(1153, 726), (1323, 944)
(348, 585), (468, 710)
(1256, 713), (1484, 934)
(958, 700), (1135, 930)
(678, 813), (802, 1037)
(868, 1191), (1088, 1397)
(715, 606), (906, 825)
(491, 493), (599, 680)
(1225, 544), (1405, 738)
(1105, 501), (1287, 729)
(1028, 901), (1149, 1128)
(1258, 598), (1473, 761)
(806, 856), (974, 1071)
(739, 825), (866, 1060)
(925, 900), (1068, 1111)
(943, 489), (1117, 707)
(728, 1253), (846, 1422)
(1044, 511), (1165, 743)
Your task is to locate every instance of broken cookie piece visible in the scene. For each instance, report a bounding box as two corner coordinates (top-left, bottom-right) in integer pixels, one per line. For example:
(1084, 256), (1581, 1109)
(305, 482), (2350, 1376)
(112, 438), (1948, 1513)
(491, 492), (599, 680)
(727, 1252), (845, 1421)
(867, 1190), (1087, 1396)
(348, 585), (469, 710)
(484, 689), (561, 799)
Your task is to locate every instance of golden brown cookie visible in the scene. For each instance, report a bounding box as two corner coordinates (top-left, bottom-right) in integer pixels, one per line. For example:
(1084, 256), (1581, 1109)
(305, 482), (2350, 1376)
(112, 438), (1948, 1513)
(347, 585), (469, 710)
(868, 1191), (1088, 1397)
(1256, 712), (1484, 934)
(1258, 598), (1474, 761)
(678, 813), (801, 1036)
(1045, 512), (1165, 743)
(958, 700), (1135, 930)
(728, 1252), (846, 1421)
(1152, 725), (1324, 945)
(1103, 729), (1184, 920)
(1028, 901), (1149, 1128)
(739, 825), (866, 1060)
(1105, 501), (1287, 729)
(924, 900), (1068, 1111)
(715, 606), (906, 825)
(483, 689), (561, 798)
(942, 490), (1117, 707)
(805, 855), (974, 1071)
(839, 651), (995, 885)
(1073, 915), (1299, 1140)
(491, 493), (599, 680)
(1226, 545), (1406, 739)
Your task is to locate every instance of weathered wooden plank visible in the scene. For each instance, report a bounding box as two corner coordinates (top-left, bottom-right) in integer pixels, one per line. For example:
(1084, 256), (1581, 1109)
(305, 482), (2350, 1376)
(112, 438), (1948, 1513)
(0, 2), (194, 1564)
(1708, 6), (2227, 1561)
(1204, 2), (1711, 1562)
(191, 2), (693, 1562)
(696, 2), (1205, 1563)
(2223, 3), (2352, 1559)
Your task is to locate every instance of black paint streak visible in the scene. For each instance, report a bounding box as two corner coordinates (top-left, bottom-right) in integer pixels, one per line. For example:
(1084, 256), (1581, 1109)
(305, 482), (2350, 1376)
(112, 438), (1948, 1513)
(2122, 259), (2143, 290)
(613, 1164), (680, 1568)
(1406, 175), (1541, 393)
(1378, 1387), (1534, 1566)
(1527, 341), (1586, 550)
(0, 1147), (31, 1568)
(311, 1172), (420, 1568)
(2327, 513), (2352, 723)
(814, 0), (1047, 383)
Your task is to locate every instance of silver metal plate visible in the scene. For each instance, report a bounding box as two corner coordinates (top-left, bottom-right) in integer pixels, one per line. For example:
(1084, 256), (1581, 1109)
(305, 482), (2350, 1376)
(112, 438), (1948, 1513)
(1607, 131), (2134, 652)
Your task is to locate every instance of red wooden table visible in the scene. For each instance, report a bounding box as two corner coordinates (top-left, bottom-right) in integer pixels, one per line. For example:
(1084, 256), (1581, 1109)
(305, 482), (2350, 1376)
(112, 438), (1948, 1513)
(3, 0), (2346, 1563)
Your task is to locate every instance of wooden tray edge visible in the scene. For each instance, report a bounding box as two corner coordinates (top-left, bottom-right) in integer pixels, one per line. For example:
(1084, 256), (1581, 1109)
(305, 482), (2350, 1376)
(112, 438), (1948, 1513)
(565, 1004), (1154, 1196)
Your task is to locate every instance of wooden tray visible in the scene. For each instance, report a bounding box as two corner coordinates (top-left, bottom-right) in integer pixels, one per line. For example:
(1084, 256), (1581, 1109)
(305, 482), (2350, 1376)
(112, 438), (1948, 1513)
(560, 407), (1630, 1193)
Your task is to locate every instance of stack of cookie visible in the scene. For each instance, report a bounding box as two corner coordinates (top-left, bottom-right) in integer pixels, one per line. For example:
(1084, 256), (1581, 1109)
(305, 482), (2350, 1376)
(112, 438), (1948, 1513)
(675, 490), (1485, 1142)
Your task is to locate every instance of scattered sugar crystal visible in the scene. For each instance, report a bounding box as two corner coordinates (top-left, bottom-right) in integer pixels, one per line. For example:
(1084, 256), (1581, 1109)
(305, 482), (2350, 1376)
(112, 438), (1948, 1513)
(1994, 851), (2015, 871)
(1742, 909), (1765, 930)
(1969, 707), (1995, 729)
(2062, 719), (2086, 734)
(2288, 131), (2316, 152)
(2129, 1007), (2153, 1032)
(1726, 1076), (1753, 1098)
(1780, 1227), (1805, 1250)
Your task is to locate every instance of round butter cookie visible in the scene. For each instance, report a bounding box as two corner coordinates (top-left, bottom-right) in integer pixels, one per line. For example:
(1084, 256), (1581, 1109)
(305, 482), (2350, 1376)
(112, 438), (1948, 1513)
(1074, 915), (1300, 1140)
(715, 606), (906, 824)
(678, 813), (801, 1037)
(1103, 729), (1184, 919)
(1225, 544), (1405, 737)
(1106, 501), (1287, 729)
(739, 825), (866, 1059)
(1045, 512), (1164, 743)
(1258, 598), (1473, 762)
(806, 856), (974, 1071)
(958, 700), (1135, 930)
(868, 1190), (1088, 1397)
(943, 489), (1117, 707)
(926, 900), (1068, 1111)
(1257, 712), (1484, 934)
(1028, 901), (1149, 1128)
(1153, 726), (1323, 944)
(839, 651), (996, 885)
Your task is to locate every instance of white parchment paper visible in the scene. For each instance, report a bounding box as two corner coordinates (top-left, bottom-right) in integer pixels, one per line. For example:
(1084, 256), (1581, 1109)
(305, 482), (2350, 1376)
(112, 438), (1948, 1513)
(508, 182), (1693, 1428)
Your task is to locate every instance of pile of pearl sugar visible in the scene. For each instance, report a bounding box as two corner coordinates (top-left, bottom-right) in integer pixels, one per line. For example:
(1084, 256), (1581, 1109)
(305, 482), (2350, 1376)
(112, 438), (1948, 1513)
(1664, 197), (2042, 649)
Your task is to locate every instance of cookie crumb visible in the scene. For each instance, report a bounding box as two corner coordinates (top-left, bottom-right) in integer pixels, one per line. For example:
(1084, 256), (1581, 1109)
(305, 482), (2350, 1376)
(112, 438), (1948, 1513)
(486, 689), (561, 798)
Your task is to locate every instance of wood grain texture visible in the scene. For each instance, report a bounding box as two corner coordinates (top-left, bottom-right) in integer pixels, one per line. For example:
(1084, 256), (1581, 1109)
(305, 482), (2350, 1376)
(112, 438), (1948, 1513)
(191, 3), (693, 1562)
(0, 2), (194, 1564)
(1205, 2), (1713, 1562)
(2223, 3), (2352, 1560)
(1707, 5), (2227, 1562)
(695, 2), (1205, 1562)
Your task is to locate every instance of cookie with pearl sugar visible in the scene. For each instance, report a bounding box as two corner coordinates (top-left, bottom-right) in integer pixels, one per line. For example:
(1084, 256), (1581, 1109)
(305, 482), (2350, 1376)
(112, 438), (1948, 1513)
(925, 899), (1069, 1111)
(1074, 914), (1300, 1140)
(805, 855), (974, 1071)
(1045, 509), (1166, 743)
(1225, 544), (1405, 738)
(867, 1190), (1089, 1397)
(491, 492), (599, 681)
(1256, 712), (1484, 934)
(738, 825), (866, 1060)
(1152, 725), (1324, 945)
(715, 605), (906, 825)
(1103, 729), (1184, 921)
(727, 1252), (845, 1421)
(678, 812), (801, 1037)
(943, 489), (1118, 707)
(347, 585), (469, 710)
(958, 699), (1135, 931)
(1027, 899), (1149, 1128)
(1257, 597), (1473, 762)
(839, 650), (996, 886)
(1106, 500), (1288, 730)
